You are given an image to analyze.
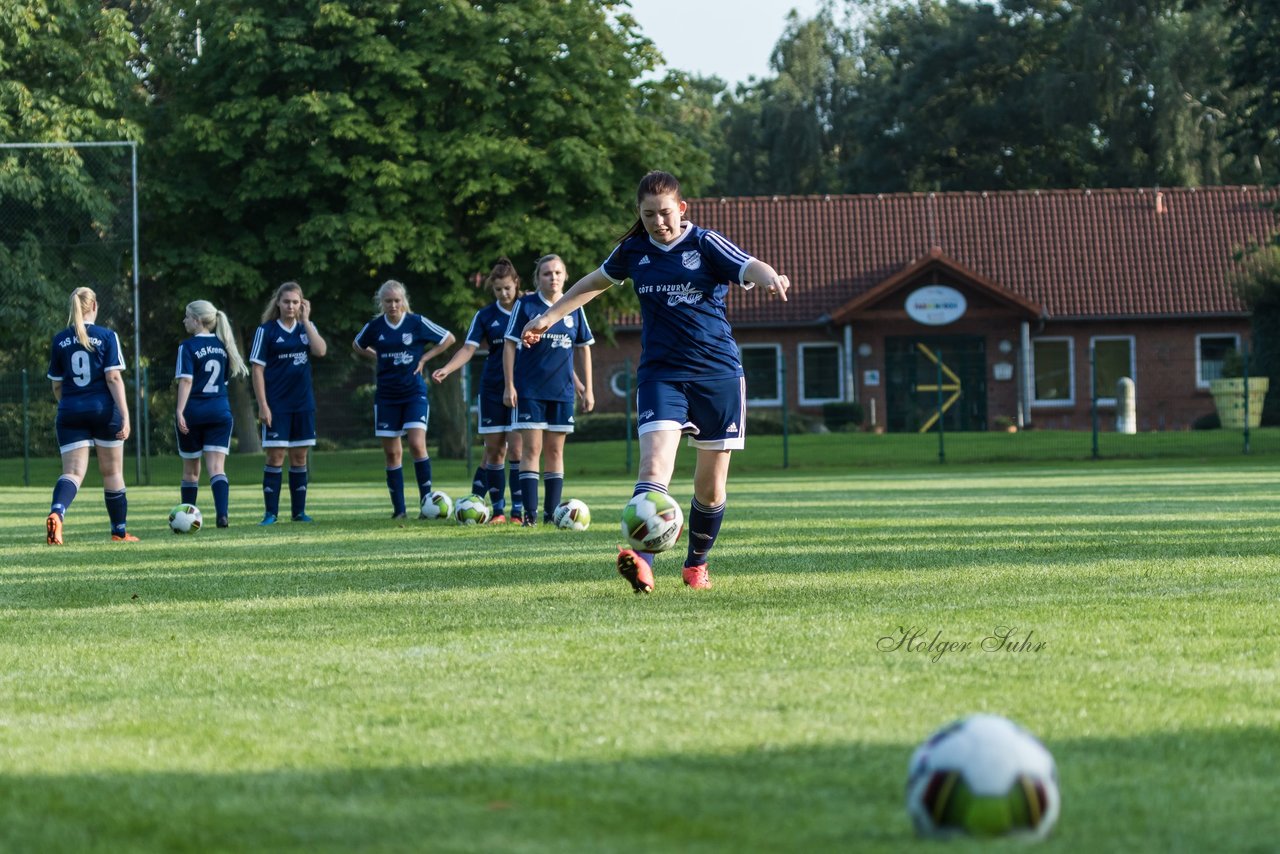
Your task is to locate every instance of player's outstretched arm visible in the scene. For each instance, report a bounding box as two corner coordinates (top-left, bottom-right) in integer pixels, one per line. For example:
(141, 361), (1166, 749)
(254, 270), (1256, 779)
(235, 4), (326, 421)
(743, 259), (791, 302)
(521, 268), (612, 345)
(432, 342), (477, 384)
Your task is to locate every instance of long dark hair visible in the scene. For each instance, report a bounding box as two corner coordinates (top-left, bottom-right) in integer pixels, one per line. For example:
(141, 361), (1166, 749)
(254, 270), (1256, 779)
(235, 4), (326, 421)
(618, 170), (684, 244)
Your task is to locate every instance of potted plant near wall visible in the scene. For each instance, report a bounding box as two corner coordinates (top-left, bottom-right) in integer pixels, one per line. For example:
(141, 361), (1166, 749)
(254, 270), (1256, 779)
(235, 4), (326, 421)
(1209, 350), (1269, 429)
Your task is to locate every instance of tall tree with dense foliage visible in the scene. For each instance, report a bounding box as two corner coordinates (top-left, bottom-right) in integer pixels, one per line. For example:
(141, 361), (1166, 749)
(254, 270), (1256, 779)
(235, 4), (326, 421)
(138, 0), (709, 453)
(0, 0), (142, 370)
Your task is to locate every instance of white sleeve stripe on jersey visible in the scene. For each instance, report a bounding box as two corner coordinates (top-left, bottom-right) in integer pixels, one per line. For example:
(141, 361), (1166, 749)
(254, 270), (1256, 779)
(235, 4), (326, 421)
(736, 258), (757, 288)
(422, 318), (450, 338)
(703, 230), (751, 265)
(597, 264), (624, 285)
(465, 312), (484, 345)
(109, 331), (127, 371)
(250, 326), (267, 365)
(502, 303), (522, 341)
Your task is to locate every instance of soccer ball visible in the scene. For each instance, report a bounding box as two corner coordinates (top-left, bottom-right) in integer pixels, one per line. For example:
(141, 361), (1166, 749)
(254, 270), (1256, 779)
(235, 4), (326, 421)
(552, 498), (591, 531)
(906, 714), (1059, 840)
(620, 491), (683, 553)
(453, 494), (492, 525)
(168, 503), (202, 534)
(420, 490), (452, 520)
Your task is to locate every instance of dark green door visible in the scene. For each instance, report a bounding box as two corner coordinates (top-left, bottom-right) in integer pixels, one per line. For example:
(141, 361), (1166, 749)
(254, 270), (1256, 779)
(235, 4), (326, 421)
(884, 336), (988, 432)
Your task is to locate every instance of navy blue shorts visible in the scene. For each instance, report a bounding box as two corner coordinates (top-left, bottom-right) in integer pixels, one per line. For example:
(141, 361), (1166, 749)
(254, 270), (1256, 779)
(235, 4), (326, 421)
(374, 395), (428, 437)
(262, 410), (317, 448)
(56, 402), (124, 454)
(636, 376), (746, 450)
(514, 397), (575, 433)
(177, 412), (234, 458)
(477, 389), (515, 435)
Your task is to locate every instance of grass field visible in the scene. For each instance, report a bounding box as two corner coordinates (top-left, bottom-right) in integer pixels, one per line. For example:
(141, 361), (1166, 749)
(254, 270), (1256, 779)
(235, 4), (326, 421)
(1, 446), (1277, 852)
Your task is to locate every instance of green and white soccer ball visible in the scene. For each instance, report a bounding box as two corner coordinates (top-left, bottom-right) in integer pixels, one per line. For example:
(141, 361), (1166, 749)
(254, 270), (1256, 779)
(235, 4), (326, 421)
(420, 489), (452, 520)
(168, 503), (202, 534)
(620, 491), (683, 553)
(906, 714), (1059, 840)
(552, 498), (591, 531)
(453, 494), (492, 525)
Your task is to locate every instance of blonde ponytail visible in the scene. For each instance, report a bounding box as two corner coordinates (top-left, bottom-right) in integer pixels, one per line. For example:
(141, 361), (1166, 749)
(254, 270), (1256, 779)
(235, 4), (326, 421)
(214, 310), (249, 377)
(187, 299), (249, 378)
(68, 287), (96, 349)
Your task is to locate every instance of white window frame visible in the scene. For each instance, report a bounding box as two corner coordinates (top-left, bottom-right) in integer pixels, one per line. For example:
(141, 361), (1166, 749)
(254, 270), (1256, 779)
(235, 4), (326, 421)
(798, 342), (844, 405)
(1090, 335), (1136, 406)
(740, 343), (783, 406)
(1195, 333), (1240, 389)
(1031, 336), (1075, 407)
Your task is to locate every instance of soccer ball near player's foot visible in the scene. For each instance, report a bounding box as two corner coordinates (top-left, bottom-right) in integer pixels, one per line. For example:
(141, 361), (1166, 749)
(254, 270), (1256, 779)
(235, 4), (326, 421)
(552, 498), (591, 531)
(420, 490), (452, 520)
(620, 491), (682, 553)
(453, 494), (492, 525)
(168, 503), (203, 534)
(906, 714), (1059, 840)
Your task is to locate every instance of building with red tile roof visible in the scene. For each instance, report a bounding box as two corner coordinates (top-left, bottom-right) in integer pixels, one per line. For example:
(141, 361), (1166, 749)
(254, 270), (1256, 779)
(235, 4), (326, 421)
(592, 185), (1279, 432)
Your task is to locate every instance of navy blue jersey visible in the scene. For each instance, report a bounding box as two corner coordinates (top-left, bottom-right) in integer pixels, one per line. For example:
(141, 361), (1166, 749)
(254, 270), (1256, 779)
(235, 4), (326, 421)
(600, 222), (755, 383)
(176, 333), (233, 423)
(250, 319), (316, 413)
(504, 292), (593, 402)
(464, 301), (515, 394)
(353, 313), (451, 401)
(47, 323), (125, 413)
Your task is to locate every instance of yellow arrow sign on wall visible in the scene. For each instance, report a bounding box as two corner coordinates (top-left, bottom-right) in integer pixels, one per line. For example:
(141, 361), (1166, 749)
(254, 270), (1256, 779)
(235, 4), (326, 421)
(914, 342), (961, 433)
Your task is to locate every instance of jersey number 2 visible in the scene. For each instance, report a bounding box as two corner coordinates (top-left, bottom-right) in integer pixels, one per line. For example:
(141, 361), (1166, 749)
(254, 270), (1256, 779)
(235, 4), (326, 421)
(202, 360), (222, 394)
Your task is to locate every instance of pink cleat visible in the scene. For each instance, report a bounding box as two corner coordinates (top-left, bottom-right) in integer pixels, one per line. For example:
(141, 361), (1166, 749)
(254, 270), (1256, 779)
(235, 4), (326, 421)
(681, 564), (711, 590)
(617, 548), (654, 594)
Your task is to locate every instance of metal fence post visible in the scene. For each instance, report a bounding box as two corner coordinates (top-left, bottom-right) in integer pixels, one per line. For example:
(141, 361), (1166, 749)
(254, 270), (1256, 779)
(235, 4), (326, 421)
(462, 366), (472, 475)
(624, 359), (633, 474)
(22, 368), (30, 487)
(935, 348), (946, 463)
(1090, 344), (1100, 460)
(1243, 340), (1252, 455)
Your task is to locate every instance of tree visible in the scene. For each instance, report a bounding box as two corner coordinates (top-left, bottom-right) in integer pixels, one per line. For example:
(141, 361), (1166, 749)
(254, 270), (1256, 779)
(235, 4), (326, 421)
(0, 0), (142, 371)
(138, 0), (709, 455)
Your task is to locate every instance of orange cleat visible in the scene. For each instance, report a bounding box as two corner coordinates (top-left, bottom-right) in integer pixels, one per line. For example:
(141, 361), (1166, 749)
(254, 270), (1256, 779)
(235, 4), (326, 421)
(111, 532), (141, 542)
(617, 548), (654, 594)
(509, 514), (524, 525)
(489, 514), (507, 524)
(681, 564), (711, 590)
(46, 512), (63, 546)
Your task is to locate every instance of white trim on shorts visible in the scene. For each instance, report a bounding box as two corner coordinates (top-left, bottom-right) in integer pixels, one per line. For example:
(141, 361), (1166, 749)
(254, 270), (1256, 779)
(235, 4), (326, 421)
(262, 438), (317, 448)
(375, 420), (426, 438)
(179, 443), (231, 459)
(58, 439), (95, 454)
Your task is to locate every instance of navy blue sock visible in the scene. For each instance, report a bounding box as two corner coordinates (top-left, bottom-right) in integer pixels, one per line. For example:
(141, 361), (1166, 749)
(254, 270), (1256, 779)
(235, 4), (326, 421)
(471, 465), (486, 497)
(180, 480), (199, 506)
(685, 498), (726, 568)
(486, 464), (506, 514)
(386, 466), (406, 515)
(263, 466), (283, 517)
(288, 466), (308, 517)
(543, 472), (564, 522)
(520, 472), (540, 522)
(508, 462), (523, 516)
(631, 481), (669, 568)
(210, 474), (230, 520)
(413, 457), (432, 504)
(50, 476), (78, 517)
(104, 488), (128, 537)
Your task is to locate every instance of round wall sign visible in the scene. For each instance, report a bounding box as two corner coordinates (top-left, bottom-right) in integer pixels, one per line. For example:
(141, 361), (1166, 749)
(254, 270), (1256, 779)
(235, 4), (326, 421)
(905, 285), (967, 326)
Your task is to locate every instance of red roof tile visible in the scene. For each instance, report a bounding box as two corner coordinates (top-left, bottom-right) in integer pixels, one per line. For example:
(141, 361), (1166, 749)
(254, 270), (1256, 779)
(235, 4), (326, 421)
(613, 186), (1280, 327)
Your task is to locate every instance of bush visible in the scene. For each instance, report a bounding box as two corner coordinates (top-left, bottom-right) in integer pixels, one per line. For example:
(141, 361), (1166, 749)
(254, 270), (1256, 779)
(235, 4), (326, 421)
(822, 401), (864, 432)
(571, 413), (630, 442)
(1192, 411), (1221, 430)
(745, 409), (817, 435)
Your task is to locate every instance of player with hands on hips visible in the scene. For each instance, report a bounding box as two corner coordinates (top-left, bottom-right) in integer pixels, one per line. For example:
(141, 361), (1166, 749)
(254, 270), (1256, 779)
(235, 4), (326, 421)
(249, 282), (327, 525)
(431, 258), (526, 523)
(521, 170), (790, 591)
(504, 253), (595, 526)
(175, 300), (249, 528)
(44, 287), (138, 544)
(354, 280), (455, 519)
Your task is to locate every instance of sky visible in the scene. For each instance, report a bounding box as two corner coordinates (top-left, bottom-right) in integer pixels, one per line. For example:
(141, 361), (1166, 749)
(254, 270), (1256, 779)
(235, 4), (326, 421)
(623, 0), (827, 87)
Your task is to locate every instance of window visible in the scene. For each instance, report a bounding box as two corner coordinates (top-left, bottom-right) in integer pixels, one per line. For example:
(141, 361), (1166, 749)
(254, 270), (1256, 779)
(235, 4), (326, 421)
(798, 343), (843, 405)
(1090, 336), (1135, 405)
(1031, 338), (1074, 406)
(740, 344), (782, 405)
(1196, 334), (1240, 388)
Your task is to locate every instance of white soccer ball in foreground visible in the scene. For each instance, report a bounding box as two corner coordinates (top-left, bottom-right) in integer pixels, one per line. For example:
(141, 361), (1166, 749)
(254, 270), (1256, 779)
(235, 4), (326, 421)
(168, 503), (202, 534)
(453, 494), (492, 525)
(906, 713), (1059, 840)
(420, 490), (452, 520)
(552, 498), (591, 531)
(620, 491), (683, 553)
